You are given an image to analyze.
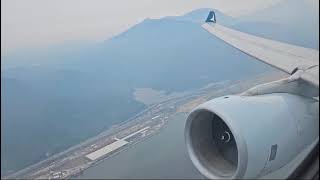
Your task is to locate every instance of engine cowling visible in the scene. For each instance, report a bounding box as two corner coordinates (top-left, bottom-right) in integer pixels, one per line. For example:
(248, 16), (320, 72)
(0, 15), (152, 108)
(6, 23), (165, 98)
(185, 93), (318, 179)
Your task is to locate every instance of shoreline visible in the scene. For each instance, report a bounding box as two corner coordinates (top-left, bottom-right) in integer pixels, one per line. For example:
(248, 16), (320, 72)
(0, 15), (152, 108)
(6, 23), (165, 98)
(2, 104), (157, 179)
(2, 71), (286, 179)
(71, 117), (172, 179)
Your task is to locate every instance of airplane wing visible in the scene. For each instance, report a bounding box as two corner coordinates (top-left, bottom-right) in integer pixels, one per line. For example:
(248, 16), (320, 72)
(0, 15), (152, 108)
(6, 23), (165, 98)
(202, 23), (319, 88)
(185, 11), (319, 180)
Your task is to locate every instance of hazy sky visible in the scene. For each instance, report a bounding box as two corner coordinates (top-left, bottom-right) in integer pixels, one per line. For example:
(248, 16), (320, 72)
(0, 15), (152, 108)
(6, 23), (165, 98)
(1, 0), (289, 54)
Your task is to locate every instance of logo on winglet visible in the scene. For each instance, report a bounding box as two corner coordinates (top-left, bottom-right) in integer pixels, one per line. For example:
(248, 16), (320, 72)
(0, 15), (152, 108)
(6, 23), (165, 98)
(205, 11), (216, 23)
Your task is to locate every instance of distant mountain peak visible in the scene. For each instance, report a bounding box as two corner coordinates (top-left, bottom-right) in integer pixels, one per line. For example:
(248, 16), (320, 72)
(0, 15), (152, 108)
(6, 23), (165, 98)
(163, 8), (236, 26)
(107, 8), (236, 42)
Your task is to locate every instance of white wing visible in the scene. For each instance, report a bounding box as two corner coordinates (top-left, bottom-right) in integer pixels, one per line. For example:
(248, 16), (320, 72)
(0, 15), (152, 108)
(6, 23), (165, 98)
(202, 23), (319, 87)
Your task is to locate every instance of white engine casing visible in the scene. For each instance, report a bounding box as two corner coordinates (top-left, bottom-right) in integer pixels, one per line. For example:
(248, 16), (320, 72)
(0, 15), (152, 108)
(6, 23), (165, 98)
(185, 93), (319, 179)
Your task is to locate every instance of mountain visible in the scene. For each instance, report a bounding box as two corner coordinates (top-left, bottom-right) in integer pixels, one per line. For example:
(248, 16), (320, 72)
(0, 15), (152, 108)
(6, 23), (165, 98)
(164, 8), (237, 26)
(1, 0), (318, 175)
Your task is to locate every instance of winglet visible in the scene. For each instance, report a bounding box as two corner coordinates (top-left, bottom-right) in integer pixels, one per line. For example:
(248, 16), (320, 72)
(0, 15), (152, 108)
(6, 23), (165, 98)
(205, 11), (216, 23)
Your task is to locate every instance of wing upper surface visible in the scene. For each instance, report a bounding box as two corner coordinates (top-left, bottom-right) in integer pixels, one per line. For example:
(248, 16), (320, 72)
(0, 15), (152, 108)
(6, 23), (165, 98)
(202, 23), (319, 87)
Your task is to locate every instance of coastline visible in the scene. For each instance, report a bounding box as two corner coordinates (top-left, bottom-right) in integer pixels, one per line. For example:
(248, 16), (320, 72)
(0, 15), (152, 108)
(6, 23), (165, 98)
(2, 71), (286, 179)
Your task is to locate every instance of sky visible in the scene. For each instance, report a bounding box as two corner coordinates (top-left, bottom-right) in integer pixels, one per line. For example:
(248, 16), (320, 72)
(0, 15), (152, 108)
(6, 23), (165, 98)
(0, 0), (300, 54)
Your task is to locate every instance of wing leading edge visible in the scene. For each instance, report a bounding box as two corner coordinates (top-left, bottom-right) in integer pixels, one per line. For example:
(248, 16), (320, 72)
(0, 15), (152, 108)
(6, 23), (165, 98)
(202, 23), (319, 88)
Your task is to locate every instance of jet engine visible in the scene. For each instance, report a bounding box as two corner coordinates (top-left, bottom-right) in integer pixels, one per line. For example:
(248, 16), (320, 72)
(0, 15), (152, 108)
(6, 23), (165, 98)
(185, 93), (319, 179)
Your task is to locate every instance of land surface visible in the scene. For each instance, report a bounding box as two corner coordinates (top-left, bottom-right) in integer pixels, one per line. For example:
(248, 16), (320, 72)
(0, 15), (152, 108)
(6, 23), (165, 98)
(3, 72), (286, 179)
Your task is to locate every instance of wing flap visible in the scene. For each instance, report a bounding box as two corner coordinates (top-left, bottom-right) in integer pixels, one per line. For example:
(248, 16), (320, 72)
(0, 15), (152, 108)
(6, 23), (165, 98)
(300, 66), (319, 87)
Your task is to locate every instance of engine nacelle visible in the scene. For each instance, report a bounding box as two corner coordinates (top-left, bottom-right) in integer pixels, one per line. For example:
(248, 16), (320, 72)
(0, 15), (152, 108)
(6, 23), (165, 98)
(185, 93), (318, 179)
